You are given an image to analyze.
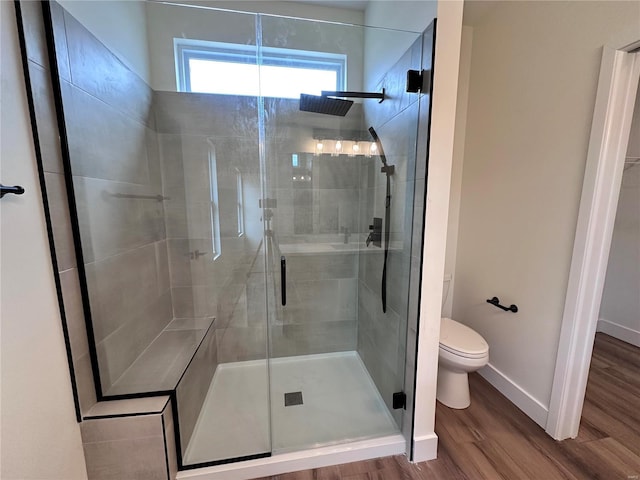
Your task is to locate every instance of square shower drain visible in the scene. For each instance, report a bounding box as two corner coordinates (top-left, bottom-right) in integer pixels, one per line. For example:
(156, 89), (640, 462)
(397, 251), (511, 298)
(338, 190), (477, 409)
(284, 391), (303, 406)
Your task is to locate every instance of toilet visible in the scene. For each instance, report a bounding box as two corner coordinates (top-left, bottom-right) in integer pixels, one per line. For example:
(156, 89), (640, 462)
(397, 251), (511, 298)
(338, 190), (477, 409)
(437, 317), (489, 409)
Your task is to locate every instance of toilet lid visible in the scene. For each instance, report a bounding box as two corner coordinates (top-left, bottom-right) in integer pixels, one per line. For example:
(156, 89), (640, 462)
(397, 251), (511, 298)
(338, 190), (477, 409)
(440, 317), (489, 358)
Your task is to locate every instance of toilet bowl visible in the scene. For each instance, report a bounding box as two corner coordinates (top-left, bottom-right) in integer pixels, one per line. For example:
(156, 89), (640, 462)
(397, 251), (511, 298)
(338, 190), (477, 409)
(437, 317), (489, 409)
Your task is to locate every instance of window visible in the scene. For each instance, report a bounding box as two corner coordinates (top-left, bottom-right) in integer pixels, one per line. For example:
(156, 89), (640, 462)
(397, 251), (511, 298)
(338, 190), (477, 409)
(175, 39), (346, 98)
(207, 140), (221, 260)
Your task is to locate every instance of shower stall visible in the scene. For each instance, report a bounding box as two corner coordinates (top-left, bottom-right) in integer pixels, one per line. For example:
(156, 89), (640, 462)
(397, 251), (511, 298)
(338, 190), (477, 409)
(37, 0), (435, 471)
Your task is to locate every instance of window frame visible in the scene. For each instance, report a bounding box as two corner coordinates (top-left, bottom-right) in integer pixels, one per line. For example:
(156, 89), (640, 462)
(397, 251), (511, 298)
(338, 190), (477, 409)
(175, 39), (346, 96)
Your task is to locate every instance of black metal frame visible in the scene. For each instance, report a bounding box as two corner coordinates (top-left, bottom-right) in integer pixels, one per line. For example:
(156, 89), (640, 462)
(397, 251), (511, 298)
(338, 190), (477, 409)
(13, 0), (82, 423)
(40, 0), (107, 402)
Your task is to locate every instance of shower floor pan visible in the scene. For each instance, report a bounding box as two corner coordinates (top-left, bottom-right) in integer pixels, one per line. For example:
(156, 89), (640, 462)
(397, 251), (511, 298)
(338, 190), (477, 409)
(182, 351), (400, 467)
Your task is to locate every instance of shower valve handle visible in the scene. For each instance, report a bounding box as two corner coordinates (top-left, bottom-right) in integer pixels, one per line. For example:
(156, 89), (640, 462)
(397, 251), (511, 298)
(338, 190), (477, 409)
(367, 218), (382, 248)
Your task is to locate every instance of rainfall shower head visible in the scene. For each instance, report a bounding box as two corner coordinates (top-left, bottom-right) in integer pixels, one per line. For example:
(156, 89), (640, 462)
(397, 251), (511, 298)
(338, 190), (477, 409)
(299, 89), (385, 116)
(299, 94), (353, 116)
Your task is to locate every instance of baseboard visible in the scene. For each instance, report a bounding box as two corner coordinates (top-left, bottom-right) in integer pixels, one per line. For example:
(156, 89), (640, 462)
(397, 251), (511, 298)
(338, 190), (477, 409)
(479, 363), (548, 429)
(597, 318), (640, 348)
(411, 432), (438, 462)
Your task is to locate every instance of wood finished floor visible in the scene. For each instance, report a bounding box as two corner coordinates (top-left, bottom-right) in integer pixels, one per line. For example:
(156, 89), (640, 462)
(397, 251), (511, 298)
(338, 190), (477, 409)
(254, 333), (640, 479)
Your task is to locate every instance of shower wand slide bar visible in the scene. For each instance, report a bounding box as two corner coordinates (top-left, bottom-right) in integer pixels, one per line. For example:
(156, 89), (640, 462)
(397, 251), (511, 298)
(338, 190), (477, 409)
(486, 296), (518, 313)
(321, 89), (386, 103)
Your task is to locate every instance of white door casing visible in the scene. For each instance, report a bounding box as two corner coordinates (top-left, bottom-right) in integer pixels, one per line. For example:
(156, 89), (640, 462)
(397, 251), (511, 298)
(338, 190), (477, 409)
(546, 44), (640, 441)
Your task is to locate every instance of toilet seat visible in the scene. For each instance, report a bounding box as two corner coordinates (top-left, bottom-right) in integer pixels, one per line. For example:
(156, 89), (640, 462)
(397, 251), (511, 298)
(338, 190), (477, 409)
(440, 317), (489, 359)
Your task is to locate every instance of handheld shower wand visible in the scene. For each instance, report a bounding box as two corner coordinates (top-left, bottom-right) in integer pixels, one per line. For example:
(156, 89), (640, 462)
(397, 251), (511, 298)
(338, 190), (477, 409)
(368, 126), (394, 313)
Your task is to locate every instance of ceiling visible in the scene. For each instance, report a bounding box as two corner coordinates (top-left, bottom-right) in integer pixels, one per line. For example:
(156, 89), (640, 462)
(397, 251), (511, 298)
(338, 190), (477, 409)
(291, 0), (369, 11)
(293, 1), (503, 22)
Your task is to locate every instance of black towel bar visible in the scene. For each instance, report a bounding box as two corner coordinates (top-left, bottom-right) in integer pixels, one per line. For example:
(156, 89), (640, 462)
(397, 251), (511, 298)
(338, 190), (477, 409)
(487, 296), (518, 313)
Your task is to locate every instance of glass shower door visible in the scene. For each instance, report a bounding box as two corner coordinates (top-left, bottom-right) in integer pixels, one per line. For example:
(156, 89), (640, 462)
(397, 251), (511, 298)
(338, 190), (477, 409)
(47, 0), (432, 465)
(146, 3), (275, 466)
(44, 0), (276, 467)
(258, 14), (424, 453)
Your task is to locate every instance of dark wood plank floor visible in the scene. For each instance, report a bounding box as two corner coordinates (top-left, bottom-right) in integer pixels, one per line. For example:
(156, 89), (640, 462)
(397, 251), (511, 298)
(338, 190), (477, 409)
(254, 333), (640, 479)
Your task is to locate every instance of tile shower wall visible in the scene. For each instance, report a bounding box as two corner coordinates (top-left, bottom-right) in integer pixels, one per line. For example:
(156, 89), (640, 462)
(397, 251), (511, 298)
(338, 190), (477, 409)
(154, 92), (267, 364)
(358, 37), (424, 425)
(20, 0), (96, 415)
(265, 99), (367, 357)
(155, 93), (370, 362)
(80, 400), (176, 480)
(54, 10), (173, 394)
(175, 323), (218, 456)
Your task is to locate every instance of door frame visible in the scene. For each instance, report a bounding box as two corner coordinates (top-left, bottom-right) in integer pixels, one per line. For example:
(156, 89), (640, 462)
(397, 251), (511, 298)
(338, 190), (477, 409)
(545, 38), (640, 441)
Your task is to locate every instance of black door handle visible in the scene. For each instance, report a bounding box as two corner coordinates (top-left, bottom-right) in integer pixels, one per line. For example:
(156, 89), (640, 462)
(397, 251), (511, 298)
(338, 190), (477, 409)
(0, 184), (25, 199)
(281, 256), (286, 306)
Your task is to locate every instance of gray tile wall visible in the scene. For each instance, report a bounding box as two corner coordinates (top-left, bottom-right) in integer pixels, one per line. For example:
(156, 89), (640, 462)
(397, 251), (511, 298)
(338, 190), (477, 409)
(163, 403), (179, 479)
(154, 92), (268, 364)
(53, 9), (173, 394)
(80, 401), (175, 480)
(264, 99), (368, 357)
(20, 0), (96, 416)
(357, 36), (424, 427)
(155, 92), (370, 361)
(270, 251), (358, 357)
(176, 324), (217, 457)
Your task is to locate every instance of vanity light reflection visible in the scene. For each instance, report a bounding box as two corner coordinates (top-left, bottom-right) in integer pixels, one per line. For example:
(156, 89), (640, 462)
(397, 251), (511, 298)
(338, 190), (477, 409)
(312, 139), (377, 157)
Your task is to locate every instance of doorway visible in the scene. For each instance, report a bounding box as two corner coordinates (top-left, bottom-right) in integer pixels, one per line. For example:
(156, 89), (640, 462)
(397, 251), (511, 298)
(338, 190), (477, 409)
(546, 45), (640, 440)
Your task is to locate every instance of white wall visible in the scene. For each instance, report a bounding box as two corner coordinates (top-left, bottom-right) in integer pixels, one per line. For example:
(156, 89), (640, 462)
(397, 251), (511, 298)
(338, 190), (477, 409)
(451, 0), (640, 426)
(598, 82), (640, 347)
(0, 2), (87, 478)
(363, 1), (437, 88)
(412, 0), (464, 461)
(442, 25), (473, 318)
(59, 0), (151, 83)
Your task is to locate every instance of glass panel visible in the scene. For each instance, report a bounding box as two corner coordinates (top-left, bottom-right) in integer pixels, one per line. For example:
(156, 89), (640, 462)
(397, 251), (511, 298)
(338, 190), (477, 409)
(49, 1), (271, 466)
(49, 0), (430, 467)
(259, 14), (423, 453)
